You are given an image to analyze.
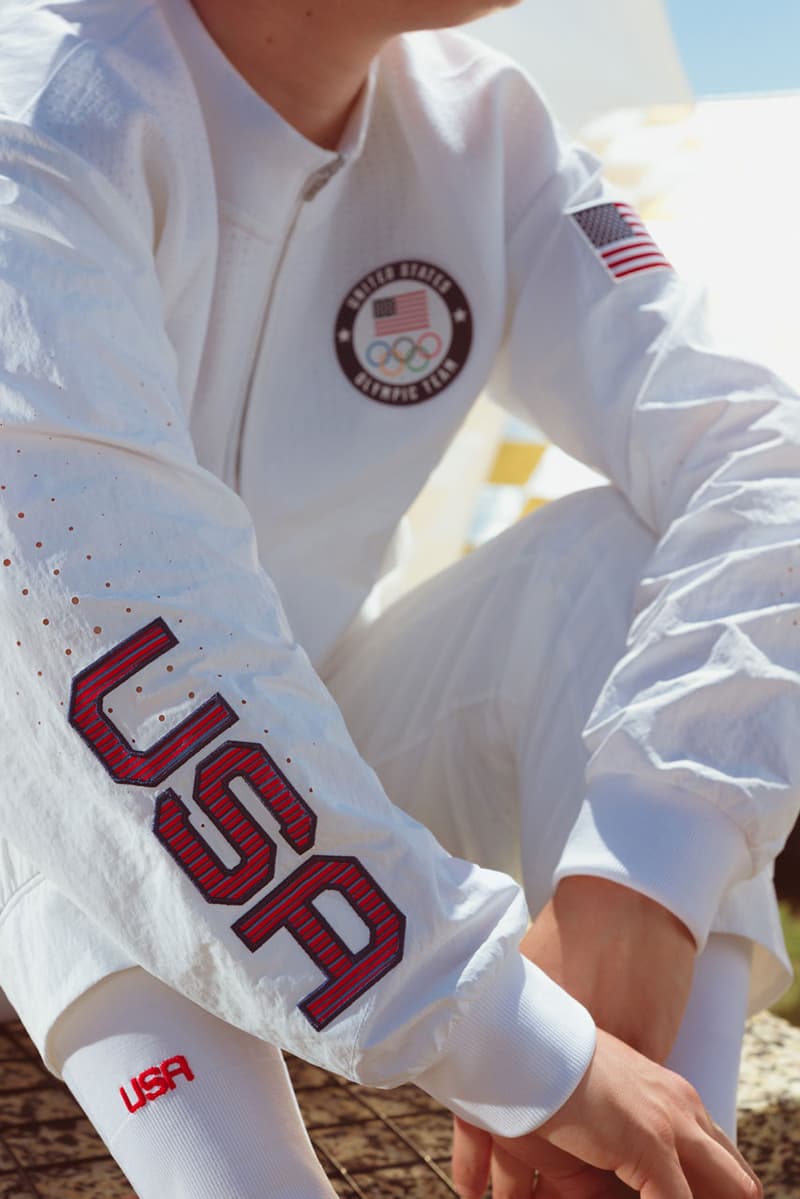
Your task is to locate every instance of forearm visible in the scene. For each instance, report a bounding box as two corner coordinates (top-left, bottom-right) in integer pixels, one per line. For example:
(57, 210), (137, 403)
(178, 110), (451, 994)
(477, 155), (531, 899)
(521, 876), (695, 1062)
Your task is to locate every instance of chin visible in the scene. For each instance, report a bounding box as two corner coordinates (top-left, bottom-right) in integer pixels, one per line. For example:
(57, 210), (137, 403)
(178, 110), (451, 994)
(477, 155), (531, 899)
(401, 0), (523, 35)
(463, 0), (524, 20)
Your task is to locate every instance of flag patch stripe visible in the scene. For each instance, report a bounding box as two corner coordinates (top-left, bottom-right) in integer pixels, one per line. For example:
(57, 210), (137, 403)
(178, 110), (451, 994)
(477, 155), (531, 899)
(570, 201), (672, 282)
(373, 290), (430, 336)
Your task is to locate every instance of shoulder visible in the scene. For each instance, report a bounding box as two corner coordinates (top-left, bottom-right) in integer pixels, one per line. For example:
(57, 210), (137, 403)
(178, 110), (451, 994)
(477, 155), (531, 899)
(0, 2), (208, 184)
(384, 29), (565, 215)
(0, 1), (179, 120)
(0, 1), (212, 243)
(388, 28), (553, 122)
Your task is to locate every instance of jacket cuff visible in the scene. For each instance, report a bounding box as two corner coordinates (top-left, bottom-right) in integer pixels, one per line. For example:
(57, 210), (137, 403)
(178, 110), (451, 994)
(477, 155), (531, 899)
(553, 776), (753, 953)
(414, 953), (596, 1137)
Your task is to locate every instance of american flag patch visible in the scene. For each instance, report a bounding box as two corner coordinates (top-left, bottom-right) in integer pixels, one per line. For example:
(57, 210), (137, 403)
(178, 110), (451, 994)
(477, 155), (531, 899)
(373, 289), (430, 336)
(569, 201), (672, 282)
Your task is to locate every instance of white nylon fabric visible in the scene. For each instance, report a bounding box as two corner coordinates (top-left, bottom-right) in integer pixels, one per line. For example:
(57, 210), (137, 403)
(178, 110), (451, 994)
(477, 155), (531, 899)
(0, 0), (796, 1139)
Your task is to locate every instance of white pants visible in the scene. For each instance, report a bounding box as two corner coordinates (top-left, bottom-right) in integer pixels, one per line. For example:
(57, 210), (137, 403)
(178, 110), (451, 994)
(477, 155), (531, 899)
(14, 487), (791, 1191)
(326, 486), (786, 996)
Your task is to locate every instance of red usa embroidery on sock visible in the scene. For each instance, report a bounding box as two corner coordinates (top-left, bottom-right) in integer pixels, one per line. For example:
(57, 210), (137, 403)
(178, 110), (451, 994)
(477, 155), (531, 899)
(120, 1055), (195, 1113)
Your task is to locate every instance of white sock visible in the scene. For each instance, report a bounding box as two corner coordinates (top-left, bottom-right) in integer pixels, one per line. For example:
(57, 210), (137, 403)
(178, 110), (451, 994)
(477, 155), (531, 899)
(49, 967), (337, 1199)
(665, 932), (753, 1139)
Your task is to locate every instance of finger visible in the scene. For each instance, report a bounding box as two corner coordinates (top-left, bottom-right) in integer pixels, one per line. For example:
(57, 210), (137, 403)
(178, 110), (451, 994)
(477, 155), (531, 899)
(534, 1166), (621, 1199)
(679, 1126), (761, 1199)
(451, 1116), (492, 1199)
(638, 1169), (692, 1199)
(490, 1142), (539, 1199)
(703, 1119), (762, 1193)
(627, 1147), (693, 1199)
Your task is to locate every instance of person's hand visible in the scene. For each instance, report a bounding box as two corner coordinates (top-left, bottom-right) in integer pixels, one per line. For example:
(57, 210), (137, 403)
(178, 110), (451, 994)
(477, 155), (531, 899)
(451, 876), (705, 1197)
(453, 1028), (761, 1199)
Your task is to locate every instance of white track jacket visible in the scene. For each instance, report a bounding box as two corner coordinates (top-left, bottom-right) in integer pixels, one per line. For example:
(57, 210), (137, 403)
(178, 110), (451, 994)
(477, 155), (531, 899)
(0, 0), (797, 1135)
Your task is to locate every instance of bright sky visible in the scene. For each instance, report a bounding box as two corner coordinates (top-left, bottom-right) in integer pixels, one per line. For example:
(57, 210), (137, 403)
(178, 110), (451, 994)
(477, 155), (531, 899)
(667, 0), (800, 96)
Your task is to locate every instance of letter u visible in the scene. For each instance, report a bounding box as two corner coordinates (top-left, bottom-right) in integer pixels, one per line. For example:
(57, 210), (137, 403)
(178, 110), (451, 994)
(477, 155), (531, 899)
(120, 1077), (147, 1114)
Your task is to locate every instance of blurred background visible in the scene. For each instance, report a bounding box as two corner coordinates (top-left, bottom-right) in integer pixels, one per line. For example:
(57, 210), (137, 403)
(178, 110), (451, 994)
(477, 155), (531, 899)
(401, 0), (800, 1021)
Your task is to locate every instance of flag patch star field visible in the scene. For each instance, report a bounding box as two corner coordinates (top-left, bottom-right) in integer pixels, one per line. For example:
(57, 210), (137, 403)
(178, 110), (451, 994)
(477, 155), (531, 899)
(570, 201), (672, 281)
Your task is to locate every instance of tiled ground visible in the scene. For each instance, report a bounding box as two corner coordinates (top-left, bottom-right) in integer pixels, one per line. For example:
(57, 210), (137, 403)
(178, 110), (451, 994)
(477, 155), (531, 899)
(0, 1012), (797, 1198)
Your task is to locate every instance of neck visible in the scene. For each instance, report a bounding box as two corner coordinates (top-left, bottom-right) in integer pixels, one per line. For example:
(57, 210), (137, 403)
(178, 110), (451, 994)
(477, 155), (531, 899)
(190, 2), (385, 151)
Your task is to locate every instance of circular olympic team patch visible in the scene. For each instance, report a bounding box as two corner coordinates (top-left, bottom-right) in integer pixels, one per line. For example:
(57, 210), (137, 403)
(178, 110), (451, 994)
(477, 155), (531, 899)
(334, 260), (473, 406)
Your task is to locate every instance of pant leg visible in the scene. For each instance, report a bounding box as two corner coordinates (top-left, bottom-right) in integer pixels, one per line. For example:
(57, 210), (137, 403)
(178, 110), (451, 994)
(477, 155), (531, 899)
(664, 933), (753, 1139)
(324, 486), (783, 1130)
(49, 968), (336, 1199)
(324, 486), (787, 986)
(324, 486), (654, 915)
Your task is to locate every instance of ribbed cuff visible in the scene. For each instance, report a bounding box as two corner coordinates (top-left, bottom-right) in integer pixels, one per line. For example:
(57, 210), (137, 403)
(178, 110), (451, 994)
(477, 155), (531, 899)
(414, 953), (596, 1137)
(553, 776), (753, 953)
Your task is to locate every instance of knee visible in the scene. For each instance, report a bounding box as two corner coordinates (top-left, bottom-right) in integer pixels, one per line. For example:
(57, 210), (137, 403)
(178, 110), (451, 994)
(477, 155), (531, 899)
(521, 485), (653, 563)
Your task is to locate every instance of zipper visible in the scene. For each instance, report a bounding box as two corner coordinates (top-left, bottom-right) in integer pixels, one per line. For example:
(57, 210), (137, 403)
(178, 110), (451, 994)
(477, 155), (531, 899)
(302, 155), (346, 202)
(233, 154), (346, 493)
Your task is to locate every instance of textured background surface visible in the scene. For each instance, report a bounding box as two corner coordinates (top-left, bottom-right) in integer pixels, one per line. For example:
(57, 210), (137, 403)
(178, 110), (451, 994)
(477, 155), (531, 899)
(0, 1009), (797, 1198)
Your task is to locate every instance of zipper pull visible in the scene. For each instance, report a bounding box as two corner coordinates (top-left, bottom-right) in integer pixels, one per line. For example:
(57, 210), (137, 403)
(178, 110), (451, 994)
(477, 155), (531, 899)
(303, 155), (346, 202)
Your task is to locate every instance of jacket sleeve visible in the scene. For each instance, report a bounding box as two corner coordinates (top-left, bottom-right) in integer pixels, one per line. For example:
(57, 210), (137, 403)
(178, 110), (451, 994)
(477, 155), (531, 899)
(490, 102), (800, 951)
(0, 116), (596, 1133)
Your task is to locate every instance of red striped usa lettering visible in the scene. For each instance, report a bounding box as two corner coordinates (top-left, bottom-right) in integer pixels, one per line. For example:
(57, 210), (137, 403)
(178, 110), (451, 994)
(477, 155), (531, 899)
(69, 619), (405, 1029)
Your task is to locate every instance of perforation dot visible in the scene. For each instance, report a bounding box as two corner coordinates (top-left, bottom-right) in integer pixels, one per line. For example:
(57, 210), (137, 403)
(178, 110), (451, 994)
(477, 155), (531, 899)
(2, 559), (10, 567)
(65, 648), (71, 655)
(93, 626), (102, 634)
(71, 597), (79, 605)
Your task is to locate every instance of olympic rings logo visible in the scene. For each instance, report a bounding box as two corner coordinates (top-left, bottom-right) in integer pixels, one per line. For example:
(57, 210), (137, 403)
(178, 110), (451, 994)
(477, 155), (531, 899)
(364, 332), (443, 377)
